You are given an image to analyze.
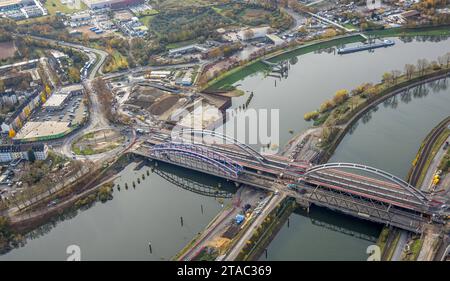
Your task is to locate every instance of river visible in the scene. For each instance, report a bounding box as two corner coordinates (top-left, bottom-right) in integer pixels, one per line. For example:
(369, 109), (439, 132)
(262, 78), (450, 261)
(1, 35), (449, 260)
(0, 161), (233, 260)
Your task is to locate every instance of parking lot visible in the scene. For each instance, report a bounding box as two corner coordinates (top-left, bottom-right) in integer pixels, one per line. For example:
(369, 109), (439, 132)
(30, 94), (87, 125)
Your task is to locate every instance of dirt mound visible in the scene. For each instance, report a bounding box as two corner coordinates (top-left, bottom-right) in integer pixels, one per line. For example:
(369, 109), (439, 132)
(148, 95), (181, 116)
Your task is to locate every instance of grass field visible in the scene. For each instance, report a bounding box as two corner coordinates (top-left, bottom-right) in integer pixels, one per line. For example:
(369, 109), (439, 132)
(44, 0), (87, 15)
(138, 9), (159, 16)
(139, 15), (153, 26)
(366, 25), (450, 37)
(72, 129), (125, 155)
(154, 0), (211, 9)
(166, 39), (199, 50)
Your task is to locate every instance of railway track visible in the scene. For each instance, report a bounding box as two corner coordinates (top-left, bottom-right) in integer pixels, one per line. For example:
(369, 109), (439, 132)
(409, 116), (450, 187)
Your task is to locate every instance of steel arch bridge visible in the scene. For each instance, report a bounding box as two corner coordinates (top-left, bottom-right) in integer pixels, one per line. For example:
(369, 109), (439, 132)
(172, 129), (267, 164)
(149, 142), (244, 179)
(303, 163), (430, 204)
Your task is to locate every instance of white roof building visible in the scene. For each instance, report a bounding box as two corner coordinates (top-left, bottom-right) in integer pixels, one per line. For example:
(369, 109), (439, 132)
(237, 26), (271, 41)
(43, 93), (69, 109)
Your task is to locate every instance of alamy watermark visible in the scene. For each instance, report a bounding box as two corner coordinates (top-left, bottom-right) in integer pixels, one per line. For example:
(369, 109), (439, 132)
(170, 102), (280, 154)
(366, 245), (381, 261)
(66, 245), (81, 261)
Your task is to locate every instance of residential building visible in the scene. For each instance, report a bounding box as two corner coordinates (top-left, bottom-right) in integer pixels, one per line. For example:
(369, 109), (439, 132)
(0, 143), (48, 162)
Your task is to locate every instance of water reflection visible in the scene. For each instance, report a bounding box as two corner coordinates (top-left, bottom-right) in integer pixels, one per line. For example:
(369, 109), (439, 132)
(261, 205), (381, 261)
(294, 206), (380, 243)
(348, 77), (449, 136)
(150, 161), (236, 199)
(0, 158), (235, 259)
(399, 35), (450, 43)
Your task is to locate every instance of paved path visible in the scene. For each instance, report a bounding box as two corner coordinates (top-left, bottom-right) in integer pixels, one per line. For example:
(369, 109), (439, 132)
(391, 231), (408, 261)
(421, 135), (450, 192)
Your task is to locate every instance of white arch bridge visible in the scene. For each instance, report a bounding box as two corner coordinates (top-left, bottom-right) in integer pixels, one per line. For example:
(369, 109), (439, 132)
(134, 130), (447, 233)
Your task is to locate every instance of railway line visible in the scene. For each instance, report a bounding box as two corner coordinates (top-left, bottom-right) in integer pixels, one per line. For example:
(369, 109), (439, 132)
(409, 116), (450, 187)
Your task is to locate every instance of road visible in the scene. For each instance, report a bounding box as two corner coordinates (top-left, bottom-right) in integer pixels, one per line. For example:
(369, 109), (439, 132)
(224, 192), (285, 261)
(177, 187), (268, 261)
(305, 11), (354, 32)
(23, 35), (130, 162)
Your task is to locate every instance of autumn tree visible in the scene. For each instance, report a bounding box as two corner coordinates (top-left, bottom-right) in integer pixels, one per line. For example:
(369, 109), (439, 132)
(243, 29), (255, 40)
(304, 111), (319, 121)
(404, 64), (416, 79)
(417, 58), (429, 76)
(382, 72), (393, 84)
(391, 70), (402, 84)
(8, 128), (15, 138)
(332, 89), (349, 105)
(319, 100), (334, 113)
(351, 83), (372, 96)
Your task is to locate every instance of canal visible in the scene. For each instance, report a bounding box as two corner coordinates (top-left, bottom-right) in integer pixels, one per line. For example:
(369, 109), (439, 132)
(1, 35), (449, 260)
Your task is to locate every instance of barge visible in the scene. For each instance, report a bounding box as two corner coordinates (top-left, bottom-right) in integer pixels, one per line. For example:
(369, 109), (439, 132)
(337, 39), (395, 55)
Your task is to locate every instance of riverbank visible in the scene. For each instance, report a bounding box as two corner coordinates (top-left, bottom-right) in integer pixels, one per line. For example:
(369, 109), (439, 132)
(203, 25), (450, 93)
(203, 34), (365, 92)
(0, 153), (139, 254)
(314, 66), (450, 163)
(366, 25), (450, 38)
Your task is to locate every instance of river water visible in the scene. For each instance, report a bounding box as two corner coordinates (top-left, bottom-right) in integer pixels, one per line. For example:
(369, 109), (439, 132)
(1, 36), (449, 260)
(0, 162), (233, 260)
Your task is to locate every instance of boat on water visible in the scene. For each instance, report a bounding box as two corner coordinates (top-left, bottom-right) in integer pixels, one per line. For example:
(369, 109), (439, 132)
(337, 39), (395, 55)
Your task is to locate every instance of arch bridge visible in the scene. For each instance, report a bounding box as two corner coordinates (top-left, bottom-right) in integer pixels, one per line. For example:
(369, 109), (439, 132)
(138, 132), (443, 233)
